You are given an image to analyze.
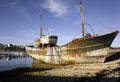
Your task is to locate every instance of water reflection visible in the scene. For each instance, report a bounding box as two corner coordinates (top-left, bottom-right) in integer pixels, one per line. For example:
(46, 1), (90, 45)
(32, 58), (41, 68)
(0, 52), (33, 71)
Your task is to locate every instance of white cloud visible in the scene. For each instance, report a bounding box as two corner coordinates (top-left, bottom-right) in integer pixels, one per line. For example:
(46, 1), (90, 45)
(19, 27), (39, 39)
(0, 37), (33, 45)
(9, 2), (17, 7)
(43, 0), (68, 17)
(74, 19), (81, 25)
(75, 5), (80, 11)
(0, 37), (13, 40)
(9, 1), (28, 17)
(56, 33), (72, 45)
(19, 5), (28, 16)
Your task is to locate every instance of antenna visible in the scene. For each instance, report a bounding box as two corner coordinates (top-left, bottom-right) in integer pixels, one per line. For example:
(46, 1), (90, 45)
(85, 23), (95, 35)
(40, 10), (42, 38)
(80, 2), (85, 37)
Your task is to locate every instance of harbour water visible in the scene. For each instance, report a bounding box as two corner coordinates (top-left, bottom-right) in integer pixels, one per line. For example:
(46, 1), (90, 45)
(0, 52), (33, 71)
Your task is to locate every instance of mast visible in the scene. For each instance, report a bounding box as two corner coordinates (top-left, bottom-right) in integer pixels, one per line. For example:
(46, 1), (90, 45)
(80, 2), (85, 37)
(40, 10), (42, 38)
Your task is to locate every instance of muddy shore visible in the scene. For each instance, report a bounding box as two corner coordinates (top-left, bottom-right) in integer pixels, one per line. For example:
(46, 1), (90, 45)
(0, 58), (119, 82)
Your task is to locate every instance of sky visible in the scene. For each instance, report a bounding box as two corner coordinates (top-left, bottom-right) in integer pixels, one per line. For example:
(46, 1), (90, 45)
(0, 0), (120, 47)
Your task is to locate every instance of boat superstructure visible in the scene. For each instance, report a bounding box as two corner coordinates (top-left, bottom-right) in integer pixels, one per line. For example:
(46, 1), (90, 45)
(26, 2), (119, 64)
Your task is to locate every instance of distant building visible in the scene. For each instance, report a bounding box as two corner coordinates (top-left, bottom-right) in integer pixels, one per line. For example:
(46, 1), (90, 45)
(7, 44), (13, 47)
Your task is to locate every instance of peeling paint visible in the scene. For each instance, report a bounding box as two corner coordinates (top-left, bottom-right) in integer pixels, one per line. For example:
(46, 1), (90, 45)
(26, 30), (119, 64)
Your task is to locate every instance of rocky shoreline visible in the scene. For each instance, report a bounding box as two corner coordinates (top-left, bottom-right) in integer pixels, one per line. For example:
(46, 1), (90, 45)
(35, 60), (120, 77)
(0, 59), (119, 82)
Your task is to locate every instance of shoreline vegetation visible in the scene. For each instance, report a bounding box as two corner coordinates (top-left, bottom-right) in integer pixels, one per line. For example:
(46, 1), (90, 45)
(0, 43), (25, 52)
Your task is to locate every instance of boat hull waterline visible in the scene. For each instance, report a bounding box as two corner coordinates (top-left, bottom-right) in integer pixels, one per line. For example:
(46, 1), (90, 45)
(26, 30), (119, 64)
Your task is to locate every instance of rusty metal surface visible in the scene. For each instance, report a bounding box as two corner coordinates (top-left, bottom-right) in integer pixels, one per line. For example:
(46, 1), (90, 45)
(25, 30), (119, 64)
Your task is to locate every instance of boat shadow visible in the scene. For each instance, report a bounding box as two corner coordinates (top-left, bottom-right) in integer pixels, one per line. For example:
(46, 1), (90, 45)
(17, 75), (120, 82)
(0, 68), (119, 82)
(105, 52), (120, 62)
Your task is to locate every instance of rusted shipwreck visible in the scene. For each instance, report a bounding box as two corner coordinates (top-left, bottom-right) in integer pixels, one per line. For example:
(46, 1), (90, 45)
(25, 2), (119, 64)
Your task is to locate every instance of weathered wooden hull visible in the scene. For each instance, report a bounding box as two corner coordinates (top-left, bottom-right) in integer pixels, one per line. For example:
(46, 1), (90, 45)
(26, 30), (119, 63)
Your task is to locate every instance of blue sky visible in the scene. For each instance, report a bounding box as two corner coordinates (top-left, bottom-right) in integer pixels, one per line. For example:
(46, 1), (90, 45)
(0, 0), (120, 47)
